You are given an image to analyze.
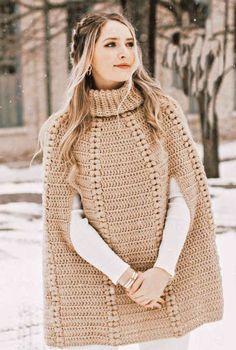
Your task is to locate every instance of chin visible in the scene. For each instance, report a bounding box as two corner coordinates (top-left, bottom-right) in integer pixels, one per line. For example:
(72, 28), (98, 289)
(113, 74), (132, 82)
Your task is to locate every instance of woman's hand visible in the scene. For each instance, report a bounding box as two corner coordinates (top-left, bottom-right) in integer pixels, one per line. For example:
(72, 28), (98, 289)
(125, 267), (172, 309)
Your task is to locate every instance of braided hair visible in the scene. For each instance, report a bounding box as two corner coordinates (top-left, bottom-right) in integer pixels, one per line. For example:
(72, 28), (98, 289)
(70, 14), (100, 66)
(70, 21), (84, 65)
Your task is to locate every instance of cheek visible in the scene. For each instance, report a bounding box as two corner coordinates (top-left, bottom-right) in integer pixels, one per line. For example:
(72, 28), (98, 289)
(133, 49), (139, 64)
(131, 53), (139, 70)
(92, 50), (114, 71)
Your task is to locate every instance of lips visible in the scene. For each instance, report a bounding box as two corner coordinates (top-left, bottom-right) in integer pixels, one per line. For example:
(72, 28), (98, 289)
(115, 64), (130, 67)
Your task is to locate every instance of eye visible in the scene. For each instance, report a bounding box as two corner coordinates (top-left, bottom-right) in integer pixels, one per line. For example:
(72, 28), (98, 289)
(105, 42), (116, 47)
(105, 42), (134, 48)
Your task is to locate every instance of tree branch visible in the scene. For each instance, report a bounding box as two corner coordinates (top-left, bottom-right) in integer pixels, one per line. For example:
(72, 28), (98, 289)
(158, 0), (178, 18)
(14, 0), (68, 11)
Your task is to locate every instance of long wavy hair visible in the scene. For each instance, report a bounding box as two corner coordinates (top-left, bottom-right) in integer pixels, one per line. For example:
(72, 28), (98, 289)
(31, 12), (167, 183)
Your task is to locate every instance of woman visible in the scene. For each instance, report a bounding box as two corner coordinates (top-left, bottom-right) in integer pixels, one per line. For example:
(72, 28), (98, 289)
(36, 12), (224, 350)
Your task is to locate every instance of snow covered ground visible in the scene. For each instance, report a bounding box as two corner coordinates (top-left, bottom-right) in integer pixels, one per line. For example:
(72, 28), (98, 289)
(0, 141), (235, 350)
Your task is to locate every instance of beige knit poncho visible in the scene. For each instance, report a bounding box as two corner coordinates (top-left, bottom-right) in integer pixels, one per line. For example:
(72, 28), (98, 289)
(41, 80), (224, 348)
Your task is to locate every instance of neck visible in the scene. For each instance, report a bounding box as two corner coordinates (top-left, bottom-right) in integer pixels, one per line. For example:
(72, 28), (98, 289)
(91, 77), (127, 91)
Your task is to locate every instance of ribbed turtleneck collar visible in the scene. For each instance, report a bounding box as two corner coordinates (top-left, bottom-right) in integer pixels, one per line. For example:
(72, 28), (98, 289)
(88, 80), (144, 117)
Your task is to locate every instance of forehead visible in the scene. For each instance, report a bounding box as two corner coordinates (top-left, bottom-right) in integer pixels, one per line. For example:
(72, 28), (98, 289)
(99, 20), (133, 40)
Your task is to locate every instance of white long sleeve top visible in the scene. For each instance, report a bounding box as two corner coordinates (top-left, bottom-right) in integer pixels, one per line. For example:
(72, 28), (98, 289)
(70, 176), (191, 285)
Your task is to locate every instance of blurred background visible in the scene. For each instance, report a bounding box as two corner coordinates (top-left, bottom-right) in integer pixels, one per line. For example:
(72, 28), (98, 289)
(0, 1), (235, 349)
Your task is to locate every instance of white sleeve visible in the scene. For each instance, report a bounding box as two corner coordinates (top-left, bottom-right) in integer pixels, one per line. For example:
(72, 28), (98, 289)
(153, 176), (191, 277)
(70, 195), (130, 285)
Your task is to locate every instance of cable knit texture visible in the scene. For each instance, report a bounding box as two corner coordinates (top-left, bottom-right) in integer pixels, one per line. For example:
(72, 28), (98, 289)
(41, 80), (224, 348)
(69, 176), (191, 283)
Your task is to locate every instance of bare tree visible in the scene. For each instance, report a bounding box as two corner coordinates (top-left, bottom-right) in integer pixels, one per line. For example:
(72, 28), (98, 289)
(120, 0), (158, 76)
(0, 0), (100, 118)
(161, 0), (234, 178)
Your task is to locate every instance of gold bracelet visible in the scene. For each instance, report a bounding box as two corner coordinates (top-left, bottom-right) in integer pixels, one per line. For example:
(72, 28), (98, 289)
(124, 271), (138, 289)
(123, 271), (137, 289)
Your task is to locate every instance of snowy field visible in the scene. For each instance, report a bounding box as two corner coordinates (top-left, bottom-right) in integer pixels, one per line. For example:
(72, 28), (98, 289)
(0, 141), (236, 350)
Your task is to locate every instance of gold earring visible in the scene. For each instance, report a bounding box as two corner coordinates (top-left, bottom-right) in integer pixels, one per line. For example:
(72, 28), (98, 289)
(87, 65), (92, 75)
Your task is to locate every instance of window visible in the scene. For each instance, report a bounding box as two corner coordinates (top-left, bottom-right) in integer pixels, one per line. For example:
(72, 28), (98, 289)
(0, 0), (22, 128)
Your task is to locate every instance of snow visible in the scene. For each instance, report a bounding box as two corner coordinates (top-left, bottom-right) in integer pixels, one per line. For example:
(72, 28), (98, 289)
(0, 164), (42, 183)
(0, 141), (235, 350)
(0, 182), (42, 194)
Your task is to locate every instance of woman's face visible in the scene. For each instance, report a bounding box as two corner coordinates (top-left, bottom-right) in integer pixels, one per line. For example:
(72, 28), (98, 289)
(90, 20), (139, 90)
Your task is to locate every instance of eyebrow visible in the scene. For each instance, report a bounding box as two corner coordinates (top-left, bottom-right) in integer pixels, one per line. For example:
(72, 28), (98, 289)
(103, 37), (134, 42)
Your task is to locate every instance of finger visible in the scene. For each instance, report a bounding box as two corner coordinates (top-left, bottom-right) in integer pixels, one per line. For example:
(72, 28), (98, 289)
(157, 297), (165, 304)
(131, 295), (148, 303)
(154, 299), (163, 308)
(142, 298), (154, 306)
(128, 291), (145, 300)
(129, 290), (145, 299)
(148, 297), (164, 307)
(135, 298), (153, 306)
(127, 292), (145, 302)
(146, 301), (162, 309)
(145, 297), (163, 308)
(129, 294), (162, 309)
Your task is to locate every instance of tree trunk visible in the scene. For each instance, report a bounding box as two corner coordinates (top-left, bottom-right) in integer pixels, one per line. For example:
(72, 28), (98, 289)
(122, 0), (156, 75)
(43, 0), (52, 117)
(149, 0), (158, 77)
(202, 122), (220, 178)
(198, 92), (220, 178)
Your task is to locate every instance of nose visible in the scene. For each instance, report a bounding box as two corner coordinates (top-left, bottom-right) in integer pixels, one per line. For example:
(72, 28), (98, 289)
(118, 44), (130, 59)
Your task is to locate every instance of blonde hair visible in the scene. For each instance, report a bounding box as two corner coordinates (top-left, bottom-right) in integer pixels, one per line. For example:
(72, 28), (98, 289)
(31, 12), (167, 183)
